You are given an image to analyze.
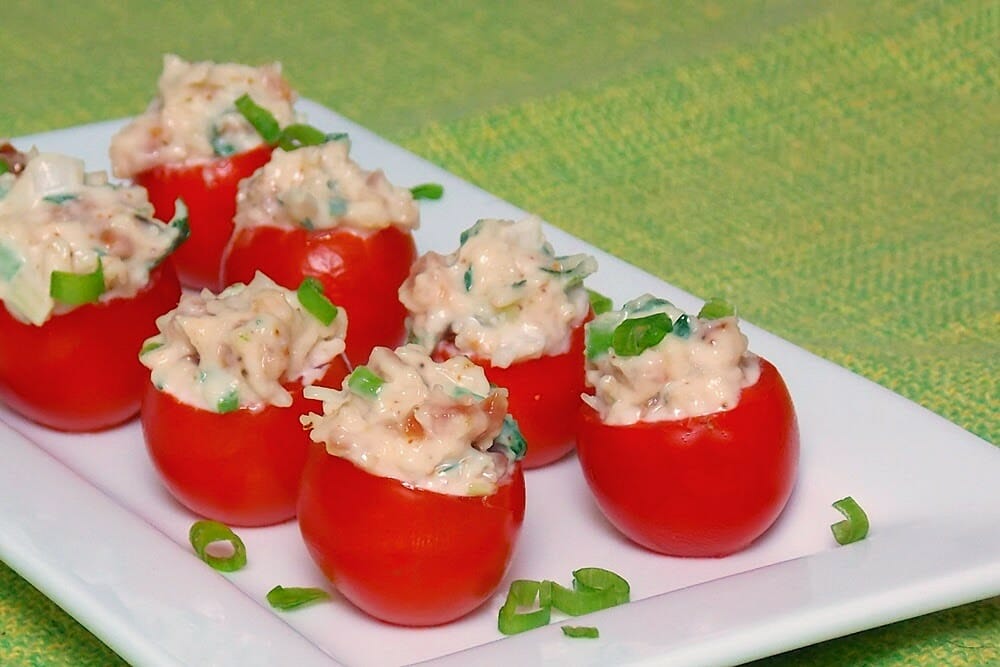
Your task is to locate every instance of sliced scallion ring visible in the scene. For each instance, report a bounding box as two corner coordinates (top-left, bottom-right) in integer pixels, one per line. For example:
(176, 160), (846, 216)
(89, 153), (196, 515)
(296, 277), (338, 326)
(266, 585), (331, 611)
(189, 520), (247, 572)
(347, 366), (385, 397)
(831, 496), (869, 545)
(409, 183), (444, 200)
(561, 625), (599, 639)
(50, 258), (105, 306)
(548, 567), (630, 615)
(234, 94), (281, 144)
(498, 579), (552, 635)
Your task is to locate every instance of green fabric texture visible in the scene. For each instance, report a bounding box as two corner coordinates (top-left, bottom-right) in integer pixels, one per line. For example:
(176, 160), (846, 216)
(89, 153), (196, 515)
(2, 1), (997, 665)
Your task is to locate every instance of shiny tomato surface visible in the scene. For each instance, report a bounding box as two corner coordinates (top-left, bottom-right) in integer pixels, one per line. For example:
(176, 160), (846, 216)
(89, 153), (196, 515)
(432, 316), (589, 469)
(297, 446), (526, 626)
(221, 224), (416, 365)
(141, 358), (349, 527)
(0, 263), (181, 432)
(136, 145), (273, 291)
(576, 357), (799, 557)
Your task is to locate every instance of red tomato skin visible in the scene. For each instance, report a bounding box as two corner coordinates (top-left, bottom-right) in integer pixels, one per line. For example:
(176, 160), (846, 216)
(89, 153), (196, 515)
(433, 316), (590, 469)
(140, 358), (349, 527)
(576, 357), (799, 557)
(136, 145), (273, 291)
(297, 447), (526, 626)
(0, 262), (181, 432)
(221, 224), (416, 366)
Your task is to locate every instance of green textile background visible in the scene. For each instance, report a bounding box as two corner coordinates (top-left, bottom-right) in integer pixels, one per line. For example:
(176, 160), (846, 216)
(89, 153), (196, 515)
(2, 1), (997, 665)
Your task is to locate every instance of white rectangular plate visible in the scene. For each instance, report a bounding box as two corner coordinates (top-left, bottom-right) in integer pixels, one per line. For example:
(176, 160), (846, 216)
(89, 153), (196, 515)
(2, 100), (998, 667)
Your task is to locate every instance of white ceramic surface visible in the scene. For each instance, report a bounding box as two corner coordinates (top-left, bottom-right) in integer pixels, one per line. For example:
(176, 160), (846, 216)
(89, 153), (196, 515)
(1, 101), (998, 667)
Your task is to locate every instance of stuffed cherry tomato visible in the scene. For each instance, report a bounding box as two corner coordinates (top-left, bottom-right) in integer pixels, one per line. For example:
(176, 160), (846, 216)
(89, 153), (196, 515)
(110, 54), (296, 290)
(299, 345), (526, 626)
(221, 139), (419, 365)
(139, 273), (350, 526)
(400, 217), (596, 468)
(0, 150), (183, 432)
(576, 296), (799, 557)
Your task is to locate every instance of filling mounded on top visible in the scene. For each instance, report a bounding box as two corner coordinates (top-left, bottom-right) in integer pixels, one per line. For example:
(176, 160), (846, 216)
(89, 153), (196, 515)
(302, 344), (526, 496)
(232, 140), (418, 233)
(0, 150), (183, 325)
(399, 217), (596, 368)
(584, 295), (761, 426)
(140, 272), (347, 413)
(110, 54), (297, 177)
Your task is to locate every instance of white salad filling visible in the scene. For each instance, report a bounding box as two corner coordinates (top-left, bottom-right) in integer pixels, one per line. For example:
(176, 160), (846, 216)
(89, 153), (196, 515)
(0, 151), (182, 325)
(233, 140), (419, 232)
(399, 217), (596, 368)
(140, 272), (348, 413)
(110, 54), (297, 178)
(302, 344), (524, 496)
(584, 295), (761, 425)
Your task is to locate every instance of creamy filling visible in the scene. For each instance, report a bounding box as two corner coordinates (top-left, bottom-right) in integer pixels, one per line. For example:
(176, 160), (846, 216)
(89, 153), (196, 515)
(233, 141), (418, 232)
(110, 54), (297, 177)
(584, 295), (761, 425)
(302, 344), (519, 496)
(140, 272), (347, 412)
(399, 217), (596, 368)
(0, 152), (181, 325)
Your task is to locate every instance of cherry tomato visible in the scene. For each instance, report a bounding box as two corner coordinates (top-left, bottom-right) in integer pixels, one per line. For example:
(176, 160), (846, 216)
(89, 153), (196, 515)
(432, 315), (590, 469)
(0, 263), (181, 432)
(576, 357), (799, 557)
(221, 224), (416, 365)
(140, 358), (348, 527)
(136, 145), (273, 291)
(297, 445), (526, 626)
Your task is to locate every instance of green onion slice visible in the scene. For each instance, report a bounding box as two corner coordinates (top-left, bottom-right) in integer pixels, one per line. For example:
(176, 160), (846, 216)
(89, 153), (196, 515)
(152, 199), (191, 268)
(409, 183), (444, 200)
(561, 625), (599, 639)
(0, 161), (8, 175)
(42, 193), (78, 205)
(278, 123), (330, 151)
(698, 297), (735, 320)
(188, 520), (247, 572)
(549, 567), (630, 616)
(498, 579), (552, 635)
(139, 339), (163, 356)
(673, 313), (691, 338)
(217, 389), (240, 414)
(234, 94), (281, 144)
(266, 585), (331, 611)
(50, 258), (105, 306)
(587, 289), (613, 315)
(463, 266), (474, 292)
(611, 312), (671, 357)
(491, 414), (527, 461)
(831, 496), (869, 545)
(297, 277), (338, 326)
(347, 366), (385, 397)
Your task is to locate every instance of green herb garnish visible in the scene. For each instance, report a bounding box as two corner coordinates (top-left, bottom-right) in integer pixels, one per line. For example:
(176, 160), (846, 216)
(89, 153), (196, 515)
(234, 93), (281, 144)
(562, 626), (599, 639)
(189, 520), (247, 572)
(49, 258), (105, 306)
(549, 567), (630, 616)
(0, 244), (22, 280)
(498, 579), (552, 635)
(42, 193), (78, 205)
(296, 277), (338, 326)
(217, 389), (240, 414)
(587, 289), (613, 315)
(831, 496), (869, 545)
(277, 123), (329, 151)
(492, 415), (527, 461)
(409, 183), (444, 200)
(611, 312), (671, 357)
(266, 585), (331, 611)
(698, 297), (735, 320)
(347, 366), (385, 397)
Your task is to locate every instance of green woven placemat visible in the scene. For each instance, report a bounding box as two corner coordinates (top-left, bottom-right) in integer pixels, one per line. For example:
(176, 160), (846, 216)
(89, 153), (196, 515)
(3, 1), (997, 665)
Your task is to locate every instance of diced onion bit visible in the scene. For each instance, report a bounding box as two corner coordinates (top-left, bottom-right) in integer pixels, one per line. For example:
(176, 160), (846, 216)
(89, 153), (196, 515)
(296, 277), (339, 326)
(409, 182), (445, 200)
(611, 312), (671, 357)
(49, 258), (105, 306)
(587, 289), (613, 316)
(498, 568), (629, 636)
(266, 585), (331, 611)
(831, 496), (870, 545)
(346, 366), (385, 397)
(697, 297), (735, 320)
(562, 625), (600, 639)
(234, 93), (282, 144)
(188, 520), (247, 572)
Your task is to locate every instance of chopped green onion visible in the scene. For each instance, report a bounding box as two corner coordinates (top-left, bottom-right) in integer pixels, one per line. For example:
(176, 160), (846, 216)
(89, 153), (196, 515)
(277, 123), (329, 151)
(459, 219), (486, 246)
(463, 266), (474, 292)
(234, 94), (281, 144)
(189, 520), (247, 572)
(217, 389), (240, 414)
(673, 314), (691, 338)
(296, 277), (338, 326)
(152, 199), (191, 268)
(831, 496), (869, 545)
(562, 625), (599, 639)
(266, 585), (331, 611)
(611, 312), (671, 356)
(42, 193), (77, 205)
(409, 183), (444, 200)
(549, 567), (630, 616)
(584, 321), (616, 360)
(210, 127), (237, 157)
(0, 162), (8, 175)
(492, 415), (527, 461)
(139, 339), (163, 356)
(0, 244), (23, 280)
(698, 297), (735, 320)
(587, 289), (613, 315)
(540, 255), (598, 289)
(498, 579), (552, 635)
(347, 366), (385, 397)
(50, 258), (105, 306)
